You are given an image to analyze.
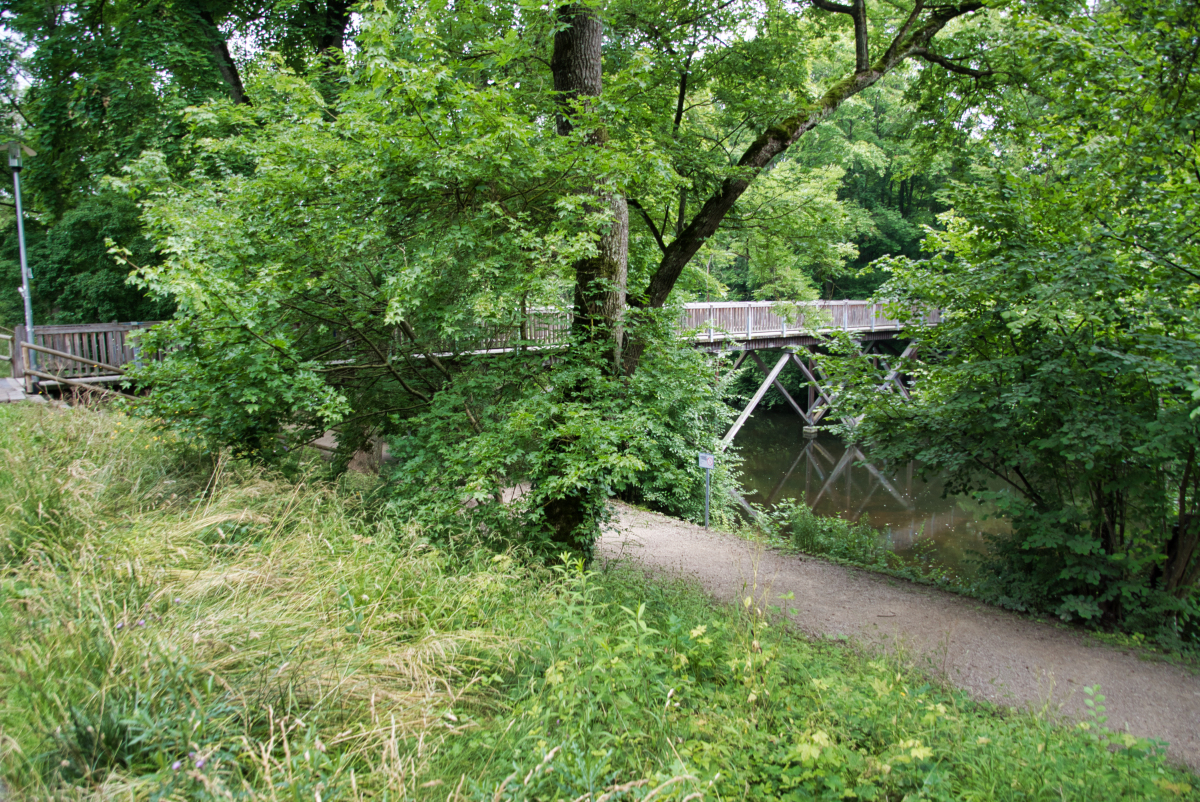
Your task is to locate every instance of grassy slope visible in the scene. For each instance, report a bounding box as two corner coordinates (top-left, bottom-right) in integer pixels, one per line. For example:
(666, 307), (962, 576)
(0, 404), (1196, 801)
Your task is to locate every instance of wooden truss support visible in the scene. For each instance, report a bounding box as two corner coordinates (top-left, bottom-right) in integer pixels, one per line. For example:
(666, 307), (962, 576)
(722, 340), (919, 445)
(749, 350), (809, 423)
(790, 352), (843, 425)
(722, 351), (791, 446)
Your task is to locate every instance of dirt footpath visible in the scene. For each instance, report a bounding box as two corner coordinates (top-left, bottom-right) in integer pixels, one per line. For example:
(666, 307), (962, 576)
(598, 503), (1200, 770)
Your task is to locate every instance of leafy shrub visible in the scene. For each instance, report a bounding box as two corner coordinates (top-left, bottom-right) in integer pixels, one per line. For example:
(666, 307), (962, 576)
(773, 498), (889, 566)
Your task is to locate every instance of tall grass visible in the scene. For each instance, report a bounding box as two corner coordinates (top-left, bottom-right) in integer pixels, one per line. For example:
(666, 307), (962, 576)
(0, 403), (1196, 800)
(0, 403), (550, 799)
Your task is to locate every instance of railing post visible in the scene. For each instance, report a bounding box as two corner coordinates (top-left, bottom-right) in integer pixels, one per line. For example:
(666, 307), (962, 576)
(746, 304), (752, 341)
(708, 303), (714, 343)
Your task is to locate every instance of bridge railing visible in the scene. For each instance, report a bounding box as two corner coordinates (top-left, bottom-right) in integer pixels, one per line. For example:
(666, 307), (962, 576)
(9, 301), (936, 388)
(475, 300), (935, 351)
(681, 300), (937, 342)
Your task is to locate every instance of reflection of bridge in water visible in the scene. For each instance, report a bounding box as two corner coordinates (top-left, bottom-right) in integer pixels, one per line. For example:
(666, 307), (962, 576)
(738, 418), (998, 569)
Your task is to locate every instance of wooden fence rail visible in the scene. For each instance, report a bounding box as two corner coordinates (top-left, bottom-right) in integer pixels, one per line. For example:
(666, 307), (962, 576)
(451, 300), (935, 353)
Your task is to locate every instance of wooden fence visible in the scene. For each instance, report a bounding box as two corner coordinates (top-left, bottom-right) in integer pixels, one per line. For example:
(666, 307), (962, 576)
(11, 322), (157, 392)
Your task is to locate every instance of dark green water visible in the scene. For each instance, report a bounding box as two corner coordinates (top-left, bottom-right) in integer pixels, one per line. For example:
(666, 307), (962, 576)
(736, 411), (1009, 575)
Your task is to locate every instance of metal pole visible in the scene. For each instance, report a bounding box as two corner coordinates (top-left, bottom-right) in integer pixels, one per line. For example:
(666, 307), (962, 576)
(10, 148), (34, 369)
(704, 466), (711, 529)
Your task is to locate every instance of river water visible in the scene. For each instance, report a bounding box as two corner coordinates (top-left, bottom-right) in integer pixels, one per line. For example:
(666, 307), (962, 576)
(736, 411), (1009, 575)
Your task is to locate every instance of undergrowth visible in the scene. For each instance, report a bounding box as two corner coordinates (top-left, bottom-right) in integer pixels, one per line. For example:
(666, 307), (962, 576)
(0, 402), (1196, 800)
(759, 499), (962, 587)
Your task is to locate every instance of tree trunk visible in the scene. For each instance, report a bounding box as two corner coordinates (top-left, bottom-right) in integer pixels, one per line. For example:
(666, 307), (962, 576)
(552, 3), (628, 362)
(541, 3), (629, 551)
(198, 9), (250, 105)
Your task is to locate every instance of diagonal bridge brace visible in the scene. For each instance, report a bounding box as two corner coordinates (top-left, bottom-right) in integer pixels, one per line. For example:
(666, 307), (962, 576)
(721, 351), (793, 447)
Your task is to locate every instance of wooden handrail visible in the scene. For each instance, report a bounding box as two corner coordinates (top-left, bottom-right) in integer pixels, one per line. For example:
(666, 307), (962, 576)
(22, 341), (126, 374)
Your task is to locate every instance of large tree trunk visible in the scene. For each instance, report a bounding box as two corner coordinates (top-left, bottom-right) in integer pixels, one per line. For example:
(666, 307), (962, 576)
(542, 3), (629, 551)
(552, 3), (628, 363)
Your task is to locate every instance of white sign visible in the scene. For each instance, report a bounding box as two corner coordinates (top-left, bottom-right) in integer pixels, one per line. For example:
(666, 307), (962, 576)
(698, 452), (715, 469)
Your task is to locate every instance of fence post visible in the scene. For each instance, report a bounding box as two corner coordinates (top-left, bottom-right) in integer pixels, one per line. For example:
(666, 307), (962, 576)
(11, 324), (23, 384)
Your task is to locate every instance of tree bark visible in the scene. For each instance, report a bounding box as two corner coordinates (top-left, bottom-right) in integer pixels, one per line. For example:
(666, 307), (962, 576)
(542, 3), (630, 552)
(198, 8), (250, 105)
(551, 3), (629, 364)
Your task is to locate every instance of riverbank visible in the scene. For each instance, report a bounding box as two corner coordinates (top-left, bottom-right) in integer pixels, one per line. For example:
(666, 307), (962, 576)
(600, 503), (1200, 770)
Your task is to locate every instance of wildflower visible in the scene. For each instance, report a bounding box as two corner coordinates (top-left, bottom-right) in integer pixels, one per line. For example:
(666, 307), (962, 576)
(174, 598), (182, 603)
(115, 622), (124, 630)
(137, 619), (146, 627)
(172, 761), (182, 771)
(195, 758), (205, 769)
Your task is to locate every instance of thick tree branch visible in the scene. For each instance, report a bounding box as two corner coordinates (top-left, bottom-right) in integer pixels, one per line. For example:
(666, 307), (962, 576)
(811, 0), (868, 69)
(852, 0), (869, 72)
(672, 57), (691, 131)
(637, 0), (986, 310)
(810, 0), (853, 14)
(198, 8), (250, 105)
(881, 0), (926, 64)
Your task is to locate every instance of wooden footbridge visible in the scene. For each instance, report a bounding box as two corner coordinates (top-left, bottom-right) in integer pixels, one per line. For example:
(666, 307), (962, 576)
(679, 301), (935, 444)
(1, 302), (934, 433)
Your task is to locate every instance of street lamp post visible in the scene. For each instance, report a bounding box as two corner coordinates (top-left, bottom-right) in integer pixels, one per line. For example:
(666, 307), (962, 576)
(7, 142), (35, 371)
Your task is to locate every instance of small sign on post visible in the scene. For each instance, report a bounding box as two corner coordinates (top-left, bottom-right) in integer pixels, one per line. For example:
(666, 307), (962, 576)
(698, 452), (714, 528)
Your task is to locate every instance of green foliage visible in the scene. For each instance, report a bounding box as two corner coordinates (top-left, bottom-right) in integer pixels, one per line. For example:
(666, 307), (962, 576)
(383, 313), (740, 558)
(0, 0), (364, 326)
(1, 403), (1196, 799)
(115, 56), (740, 552)
(0, 191), (170, 327)
(828, 0), (1200, 645)
(770, 498), (888, 566)
(695, 161), (857, 302)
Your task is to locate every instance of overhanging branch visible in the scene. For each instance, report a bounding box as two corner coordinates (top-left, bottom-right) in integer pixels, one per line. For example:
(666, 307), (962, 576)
(910, 47), (992, 78)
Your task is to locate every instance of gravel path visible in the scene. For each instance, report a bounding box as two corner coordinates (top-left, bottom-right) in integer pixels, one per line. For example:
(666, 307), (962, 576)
(598, 503), (1200, 770)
